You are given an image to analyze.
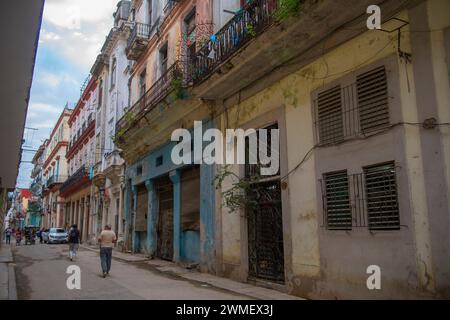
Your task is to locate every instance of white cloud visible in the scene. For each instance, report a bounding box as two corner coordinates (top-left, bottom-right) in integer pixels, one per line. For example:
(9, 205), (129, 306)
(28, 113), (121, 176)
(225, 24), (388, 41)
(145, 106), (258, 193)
(28, 103), (62, 115)
(40, 29), (61, 42)
(40, 72), (78, 89)
(41, 0), (119, 68)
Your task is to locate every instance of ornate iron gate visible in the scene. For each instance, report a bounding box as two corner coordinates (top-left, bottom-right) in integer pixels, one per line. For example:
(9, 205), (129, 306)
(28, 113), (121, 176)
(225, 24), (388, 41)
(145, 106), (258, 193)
(156, 177), (174, 261)
(247, 179), (285, 282)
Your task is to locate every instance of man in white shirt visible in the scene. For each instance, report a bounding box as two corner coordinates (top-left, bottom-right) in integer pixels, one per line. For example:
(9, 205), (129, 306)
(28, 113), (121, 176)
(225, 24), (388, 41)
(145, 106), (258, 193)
(98, 224), (117, 278)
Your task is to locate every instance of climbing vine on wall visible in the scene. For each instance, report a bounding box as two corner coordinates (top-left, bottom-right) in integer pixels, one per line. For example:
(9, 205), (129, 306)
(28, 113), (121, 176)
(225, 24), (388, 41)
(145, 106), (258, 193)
(274, 0), (302, 21)
(214, 165), (263, 215)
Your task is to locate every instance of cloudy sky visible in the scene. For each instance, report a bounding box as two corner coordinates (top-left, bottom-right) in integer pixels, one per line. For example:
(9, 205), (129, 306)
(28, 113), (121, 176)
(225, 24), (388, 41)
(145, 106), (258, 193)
(16, 0), (119, 188)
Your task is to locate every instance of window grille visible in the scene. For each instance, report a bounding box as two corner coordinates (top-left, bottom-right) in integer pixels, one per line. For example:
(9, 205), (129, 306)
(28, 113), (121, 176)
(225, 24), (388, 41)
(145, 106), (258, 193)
(364, 162), (400, 230)
(320, 162), (400, 230)
(313, 66), (390, 145)
(321, 171), (352, 230)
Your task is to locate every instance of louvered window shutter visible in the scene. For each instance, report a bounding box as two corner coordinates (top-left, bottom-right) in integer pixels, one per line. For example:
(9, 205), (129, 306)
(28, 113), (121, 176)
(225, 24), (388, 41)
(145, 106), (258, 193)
(317, 86), (344, 144)
(363, 162), (400, 230)
(323, 171), (352, 230)
(356, 66), (390, 133)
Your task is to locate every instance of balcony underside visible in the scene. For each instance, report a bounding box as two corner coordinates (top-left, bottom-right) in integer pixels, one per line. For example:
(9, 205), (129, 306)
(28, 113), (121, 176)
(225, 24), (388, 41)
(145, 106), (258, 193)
(126, 39), (150, 60)
(191, 0), (415, 101)
(118, 98), (210, 164)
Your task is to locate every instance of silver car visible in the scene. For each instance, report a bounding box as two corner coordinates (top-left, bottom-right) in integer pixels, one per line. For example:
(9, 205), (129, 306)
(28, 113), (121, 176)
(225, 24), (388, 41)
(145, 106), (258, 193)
(45, 228), (68, 244)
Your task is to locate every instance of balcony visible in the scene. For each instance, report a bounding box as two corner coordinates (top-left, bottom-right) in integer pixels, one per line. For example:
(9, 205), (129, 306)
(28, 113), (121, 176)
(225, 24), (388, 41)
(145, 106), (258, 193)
(67, 115), (95, 156)
(115, 62), (183, 138)
(189, 0), (407, 101)
(45, 175), (67, 188)
(126, 23), (152, 60)
(59, 165), (90, 197)
(190, 0), (278, 86)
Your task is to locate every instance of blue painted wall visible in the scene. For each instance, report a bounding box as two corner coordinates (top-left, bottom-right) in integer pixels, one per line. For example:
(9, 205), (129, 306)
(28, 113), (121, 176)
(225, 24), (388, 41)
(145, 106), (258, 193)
(124, 119), (216, 269)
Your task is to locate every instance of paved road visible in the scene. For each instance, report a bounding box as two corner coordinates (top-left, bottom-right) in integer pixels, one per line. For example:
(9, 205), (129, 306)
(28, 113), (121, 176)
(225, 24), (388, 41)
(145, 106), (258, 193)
(12, 243), (249, 300)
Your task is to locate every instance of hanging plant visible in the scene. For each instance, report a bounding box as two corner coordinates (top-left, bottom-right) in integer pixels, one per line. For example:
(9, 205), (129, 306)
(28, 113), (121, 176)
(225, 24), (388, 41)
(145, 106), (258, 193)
(245, 23), (257, 37)
(274, 0), (301, 22)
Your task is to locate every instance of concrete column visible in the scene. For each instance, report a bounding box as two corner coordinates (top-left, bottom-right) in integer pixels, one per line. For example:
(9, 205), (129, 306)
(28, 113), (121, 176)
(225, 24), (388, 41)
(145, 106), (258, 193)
(118, 185), (124, 236)
(77, 200), (82, 230)
(131, 185), (139, 253)
(82, 198), (89, 242)
(170, 170), (181, 263)
(145, 179), (157, 257)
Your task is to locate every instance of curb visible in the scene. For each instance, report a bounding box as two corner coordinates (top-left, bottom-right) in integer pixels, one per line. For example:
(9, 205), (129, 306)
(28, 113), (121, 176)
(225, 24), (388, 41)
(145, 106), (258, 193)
(8, 263), (17, 300)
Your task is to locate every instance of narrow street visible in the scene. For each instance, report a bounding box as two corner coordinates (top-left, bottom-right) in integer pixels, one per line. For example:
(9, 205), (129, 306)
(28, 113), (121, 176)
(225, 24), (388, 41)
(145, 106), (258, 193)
(12, 243), (250, 300)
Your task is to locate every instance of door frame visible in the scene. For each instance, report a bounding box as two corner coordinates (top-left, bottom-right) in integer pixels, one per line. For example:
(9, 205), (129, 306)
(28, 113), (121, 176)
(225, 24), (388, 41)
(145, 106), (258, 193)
(238, 106), (292, 286)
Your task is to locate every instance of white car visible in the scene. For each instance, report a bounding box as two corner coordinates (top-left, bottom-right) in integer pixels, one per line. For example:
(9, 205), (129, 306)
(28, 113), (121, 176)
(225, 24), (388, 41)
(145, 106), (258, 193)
(45, 228), (68, 244)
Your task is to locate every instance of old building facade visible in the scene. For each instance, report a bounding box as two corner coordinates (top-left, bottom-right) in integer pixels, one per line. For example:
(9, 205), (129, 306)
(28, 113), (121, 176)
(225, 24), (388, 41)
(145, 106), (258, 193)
(60, 78), (97, 242)
(42, 108), (72, 229)
(28, 0), (450, 299)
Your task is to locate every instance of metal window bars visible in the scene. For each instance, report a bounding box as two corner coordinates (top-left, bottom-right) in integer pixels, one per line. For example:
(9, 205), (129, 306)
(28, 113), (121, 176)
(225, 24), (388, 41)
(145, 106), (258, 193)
(320, 162), (400, 231)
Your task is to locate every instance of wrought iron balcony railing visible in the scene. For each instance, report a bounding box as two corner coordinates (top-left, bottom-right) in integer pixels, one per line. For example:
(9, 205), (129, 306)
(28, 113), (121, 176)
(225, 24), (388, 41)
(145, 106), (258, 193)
(190, 0), (278, 85)
(60, 165), (89, 195)
(116, 62), (182, 135)
(126, 22), (152, 60)
(45, 175), (67, 188)
(68, 116), (95, 153)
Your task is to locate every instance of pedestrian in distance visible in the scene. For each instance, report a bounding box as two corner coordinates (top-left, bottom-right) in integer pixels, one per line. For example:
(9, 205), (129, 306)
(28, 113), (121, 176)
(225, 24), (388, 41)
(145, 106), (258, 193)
(15, 229), (22, 246)
(5, 227), (12, 244)
(68, 224), (80, 261)
(98, 224), (117, 278)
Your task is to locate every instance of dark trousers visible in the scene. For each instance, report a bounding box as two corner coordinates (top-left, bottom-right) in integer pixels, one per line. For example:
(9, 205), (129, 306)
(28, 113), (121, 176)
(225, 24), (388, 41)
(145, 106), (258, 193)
(100, 247), (113, 273)
(6, 235), (10, 244)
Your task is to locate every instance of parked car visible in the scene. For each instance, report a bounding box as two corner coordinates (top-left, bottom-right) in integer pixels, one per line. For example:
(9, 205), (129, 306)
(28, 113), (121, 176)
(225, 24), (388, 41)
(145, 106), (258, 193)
(45, 228), (68, 244)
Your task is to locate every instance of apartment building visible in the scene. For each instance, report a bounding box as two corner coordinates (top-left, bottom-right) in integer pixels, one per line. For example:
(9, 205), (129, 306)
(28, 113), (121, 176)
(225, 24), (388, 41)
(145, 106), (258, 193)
(111, 0), (450, 299)
(60, 77), (97, 241)
(91, 0), (131, 246)
(42, 107), (72, 228)
(27, 143), (46, 227)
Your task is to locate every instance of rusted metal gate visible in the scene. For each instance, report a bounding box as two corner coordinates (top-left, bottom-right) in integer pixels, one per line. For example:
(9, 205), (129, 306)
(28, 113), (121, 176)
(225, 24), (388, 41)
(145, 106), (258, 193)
(156, 177), (174, 261)
(247, 180), (284, 282)
(246, 122), (284, 282)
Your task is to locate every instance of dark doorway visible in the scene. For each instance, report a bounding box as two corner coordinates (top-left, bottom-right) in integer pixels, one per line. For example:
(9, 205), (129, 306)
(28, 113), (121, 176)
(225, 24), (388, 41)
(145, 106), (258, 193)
(155, 176), (174, 261)
(246, 123), (285, 282)
(135, 184), (148, 253)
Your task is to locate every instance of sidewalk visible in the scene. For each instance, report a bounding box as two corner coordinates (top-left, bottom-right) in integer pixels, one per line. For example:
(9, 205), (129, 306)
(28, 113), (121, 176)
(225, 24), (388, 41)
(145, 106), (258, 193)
(81, 244), (302, 300)
(0, 243), (17, 300)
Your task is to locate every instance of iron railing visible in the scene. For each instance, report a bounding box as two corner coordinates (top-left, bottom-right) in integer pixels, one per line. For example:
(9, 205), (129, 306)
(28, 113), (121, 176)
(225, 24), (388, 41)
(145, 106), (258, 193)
(127, 22), (152, 49)
(60, 165), (89, 195)
(46, 175), (67, 188)
(68, 116), (95, 153)
(320, 162), (400, 231)
(116, 62), (182, 134)
(190, 0), (278, 84)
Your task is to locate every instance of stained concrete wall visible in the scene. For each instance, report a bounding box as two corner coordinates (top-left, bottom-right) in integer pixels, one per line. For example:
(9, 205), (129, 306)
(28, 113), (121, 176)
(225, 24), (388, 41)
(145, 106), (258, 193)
(215, 4), (450, 299)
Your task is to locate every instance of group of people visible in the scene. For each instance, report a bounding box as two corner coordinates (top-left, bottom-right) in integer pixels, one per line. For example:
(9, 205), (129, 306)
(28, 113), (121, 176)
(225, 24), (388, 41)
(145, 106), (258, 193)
(4, 227), (47, 245)
(4, 227), (25, 245)
(67, 224), (117, 278)
(4, 224), (117, 278)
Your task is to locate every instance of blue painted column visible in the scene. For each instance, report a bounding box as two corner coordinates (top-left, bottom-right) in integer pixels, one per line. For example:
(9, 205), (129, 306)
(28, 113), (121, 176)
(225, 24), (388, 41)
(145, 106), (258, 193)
(170, 170), (181, 262)
(145, 179), (157, 257)
(131, 185), (139, 253)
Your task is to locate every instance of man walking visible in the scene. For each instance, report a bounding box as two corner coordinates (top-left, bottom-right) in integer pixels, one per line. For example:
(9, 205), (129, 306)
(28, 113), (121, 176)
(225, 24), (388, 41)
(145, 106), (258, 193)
(98, 224), (116, 278)
(5, 227), (12, 244)
(68, 224), (80, 261)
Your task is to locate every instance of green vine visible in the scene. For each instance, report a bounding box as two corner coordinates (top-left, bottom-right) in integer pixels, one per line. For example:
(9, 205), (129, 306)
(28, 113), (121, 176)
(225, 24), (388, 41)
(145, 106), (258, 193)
(169, 75), (186, 101)
(245, 23), (256, 37)
(124, 111), (135, 125)
(112, 127), (127, 144)
(274, 0), (301, 21)
(214, 165), (263, 215)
